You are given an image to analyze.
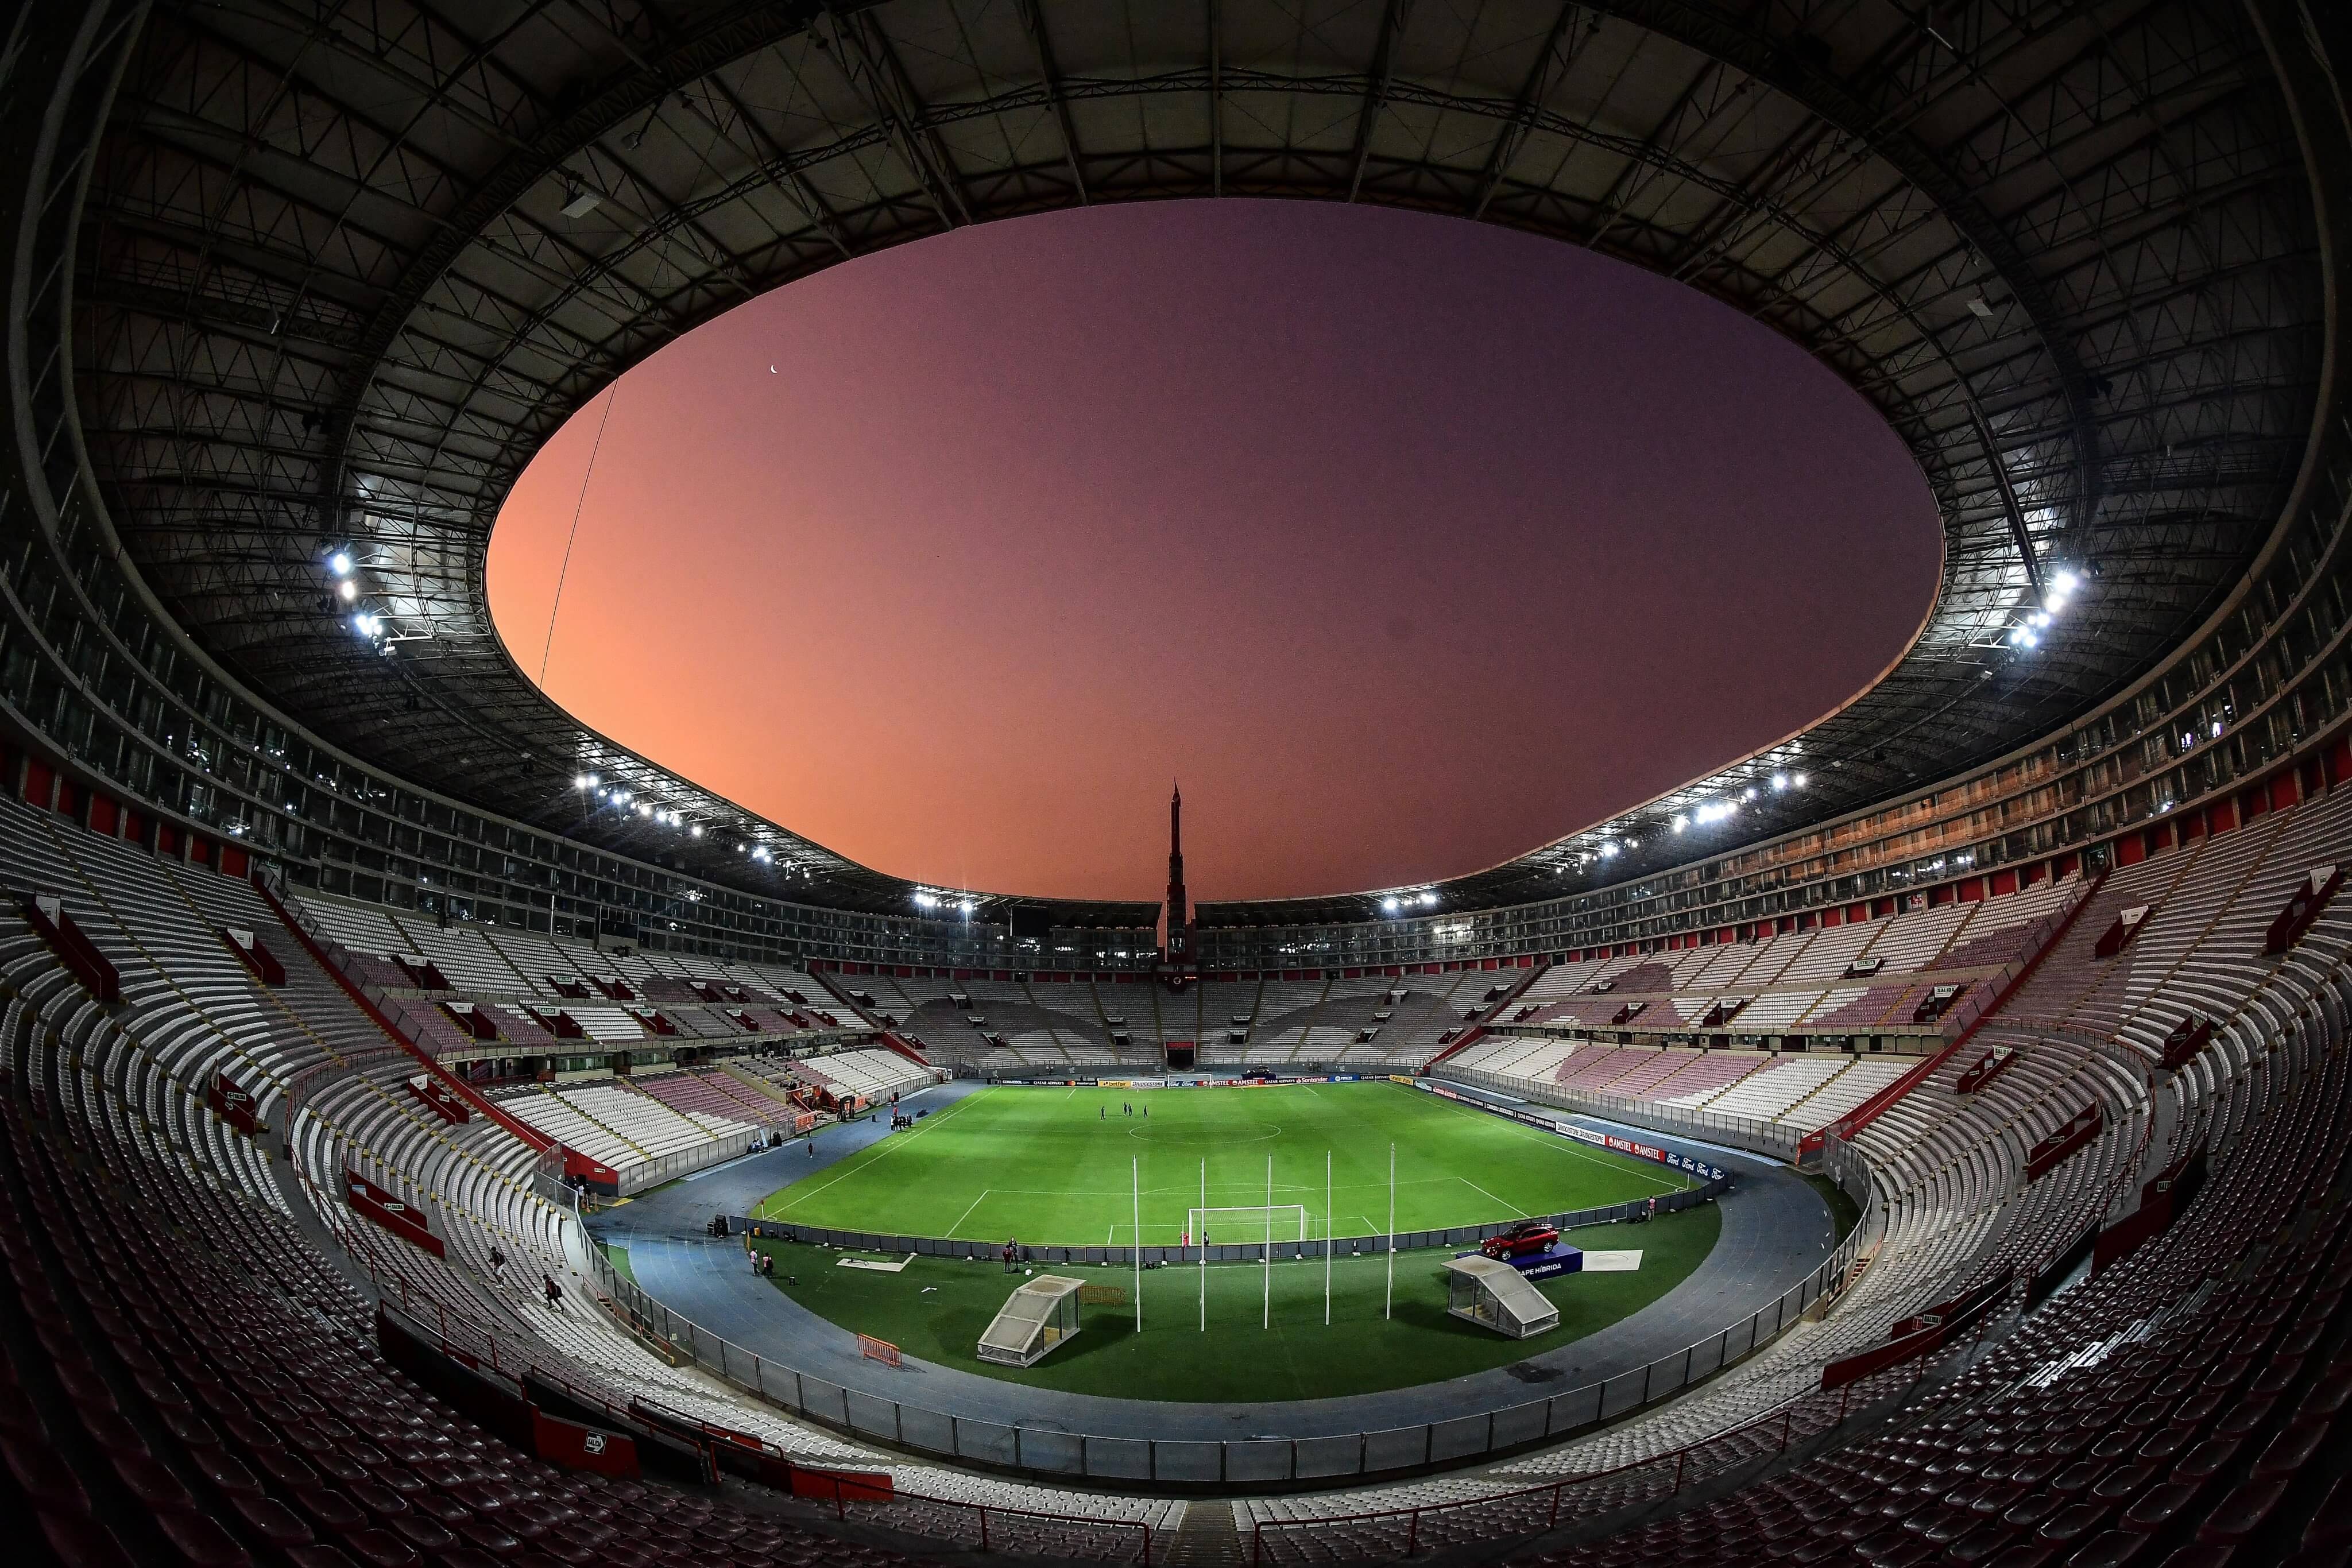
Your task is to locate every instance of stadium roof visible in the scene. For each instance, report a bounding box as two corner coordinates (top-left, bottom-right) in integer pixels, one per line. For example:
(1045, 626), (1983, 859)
(79, 0), (2324, 926)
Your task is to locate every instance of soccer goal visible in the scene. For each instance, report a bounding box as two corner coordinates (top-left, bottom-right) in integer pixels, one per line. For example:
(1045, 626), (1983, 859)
(1190, 1205), (1309, 1246)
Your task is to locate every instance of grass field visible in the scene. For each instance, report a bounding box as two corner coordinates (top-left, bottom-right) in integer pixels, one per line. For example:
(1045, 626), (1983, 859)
(754, 1081), (1695, 1246)
(745, 1206), (1721, 1401)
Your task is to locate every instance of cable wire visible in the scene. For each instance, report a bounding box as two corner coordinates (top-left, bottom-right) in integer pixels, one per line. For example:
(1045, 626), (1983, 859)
(537, 382), (620, 685)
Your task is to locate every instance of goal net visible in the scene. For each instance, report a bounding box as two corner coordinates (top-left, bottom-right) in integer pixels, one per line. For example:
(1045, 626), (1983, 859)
(1189, 1205), (1309, 1246)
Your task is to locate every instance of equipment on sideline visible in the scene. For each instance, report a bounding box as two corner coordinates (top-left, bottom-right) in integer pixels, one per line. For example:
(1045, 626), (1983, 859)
(977, 1274), (1086, 1366)
(856, 1333), (902, 1368)
(1444, 1255), (1561, 1339)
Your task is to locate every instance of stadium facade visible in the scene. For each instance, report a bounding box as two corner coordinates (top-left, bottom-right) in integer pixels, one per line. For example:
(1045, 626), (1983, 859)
(4, 0), (2352, 1561)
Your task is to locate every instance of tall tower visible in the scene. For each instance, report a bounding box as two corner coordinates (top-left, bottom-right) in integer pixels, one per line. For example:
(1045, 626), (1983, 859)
(1165, 781), (1190, 963)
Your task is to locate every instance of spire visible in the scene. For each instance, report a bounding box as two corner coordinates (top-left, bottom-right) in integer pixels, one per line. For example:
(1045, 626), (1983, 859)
(1165, 779), (1189, 951)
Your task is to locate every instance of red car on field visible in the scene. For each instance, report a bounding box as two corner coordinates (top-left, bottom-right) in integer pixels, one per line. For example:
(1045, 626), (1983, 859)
(1480, 1220), (1560, 1260)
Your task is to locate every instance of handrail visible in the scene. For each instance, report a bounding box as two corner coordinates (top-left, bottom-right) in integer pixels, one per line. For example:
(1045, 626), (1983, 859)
(1800, 872), (2104, 1155)
(1243, 1357), (1942, 1563)
(571, 1145), (1877, 1488)
(292, 1168), (1160, 1560)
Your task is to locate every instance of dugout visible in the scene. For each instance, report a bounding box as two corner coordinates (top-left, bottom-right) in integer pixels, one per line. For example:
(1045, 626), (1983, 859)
(1444, 1255), (1561, 1339)
(977, 1274), (1086, 1366)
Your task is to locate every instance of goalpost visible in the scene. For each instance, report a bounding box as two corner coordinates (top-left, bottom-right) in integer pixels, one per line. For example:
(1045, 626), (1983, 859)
(1190, 1205), (1309, 1246)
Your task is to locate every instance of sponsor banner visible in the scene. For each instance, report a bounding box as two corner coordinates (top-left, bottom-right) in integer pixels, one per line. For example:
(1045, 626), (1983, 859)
(207, 1072), (261, 1136)
(345, 1168), (445, 1257)
(532, 1410), (639, 1477)
(1420, 1080), (1729, 1182)
(1332, 1074), (1360, 1082)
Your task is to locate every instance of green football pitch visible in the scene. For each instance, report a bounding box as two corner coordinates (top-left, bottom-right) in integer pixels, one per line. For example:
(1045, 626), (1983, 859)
(740, 1204), (1720, 1401)
(753, 1081), (1697, 1246)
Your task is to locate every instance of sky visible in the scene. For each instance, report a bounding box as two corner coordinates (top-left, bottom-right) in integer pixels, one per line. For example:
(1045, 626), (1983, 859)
(487, 199), (1939, 906)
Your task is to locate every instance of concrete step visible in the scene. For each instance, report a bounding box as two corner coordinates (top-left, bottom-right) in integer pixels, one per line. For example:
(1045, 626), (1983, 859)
(1164, 1501), (1241, 1567)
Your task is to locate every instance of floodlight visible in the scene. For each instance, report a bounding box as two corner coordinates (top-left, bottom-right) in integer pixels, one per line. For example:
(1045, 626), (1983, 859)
(337, 579), (357, 602)
(1793, 773), (1808, 787)
(1419, 892), (1438, 907)
(1771, 773), (1789, 791)
(915, 892), (938, 908)
(328, 551), (353, 576)
(958, 900), (975, 915)
(571, 775), (590, 789)
(1381, 896), (1400, 913)
(1672, 815), (1688, 832)
(1742, 788), (1757, 802)
(690, 824), (703, 838)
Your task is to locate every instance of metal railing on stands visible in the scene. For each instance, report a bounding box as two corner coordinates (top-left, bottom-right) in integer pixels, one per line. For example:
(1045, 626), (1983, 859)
(1438, 1066), (1808, 1163)
(556, 1154), (1882, 1486)
(1244, 1358), (1938, 1565)
(308, 1166), (1162, 1561)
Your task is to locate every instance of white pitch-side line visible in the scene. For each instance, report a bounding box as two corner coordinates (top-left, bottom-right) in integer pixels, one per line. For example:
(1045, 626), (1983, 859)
(946, 1190), (989, 1237)
(1415, 1087), (1689, 1193)
(1457, 1175), (1519, 1217)
(764, 1091), (981, 1212)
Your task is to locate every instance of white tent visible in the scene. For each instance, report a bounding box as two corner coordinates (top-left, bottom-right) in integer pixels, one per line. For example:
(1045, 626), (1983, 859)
(976, 1273), (1086, 1366)
(1444, 1255), (1561, 1339)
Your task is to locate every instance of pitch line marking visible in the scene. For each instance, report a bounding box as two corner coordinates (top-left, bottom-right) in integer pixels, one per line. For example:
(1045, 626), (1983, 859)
(1414, 1087), (1689, 1193)
(765, 1090), (982, 1213)
(1456, 1174), (1519, 1217)
(946, 1190), (989, 1237)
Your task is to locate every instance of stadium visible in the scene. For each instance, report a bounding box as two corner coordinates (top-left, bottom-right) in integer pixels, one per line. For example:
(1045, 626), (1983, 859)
(2, 0), (2351, 1565)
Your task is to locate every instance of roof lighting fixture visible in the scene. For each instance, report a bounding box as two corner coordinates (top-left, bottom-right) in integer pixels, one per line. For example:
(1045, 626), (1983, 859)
(1418, 892), (1438, 907)
(1672, 815), (1688, 832)
(1742, 788), (1758, 802)
(690, 824), (703, 838)
(559, 185), (603, 219)
(571, 775), (590, 789)
(337, 579), (357, 602)
(1793, 772), (1808, 787)
(958, 900), (975, 916)
(1381, 896), (1401, 913)
(328, 551), (353, 577)
(350, 613), (381, 639)
(1771, 772), (1789, 791)
(914, 892), (938, 908)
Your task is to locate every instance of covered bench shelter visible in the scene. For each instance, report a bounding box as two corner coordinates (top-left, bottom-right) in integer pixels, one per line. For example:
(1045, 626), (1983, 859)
(977, 1273), (1086, 1366)
(1444, 1255), (1561, 1339)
